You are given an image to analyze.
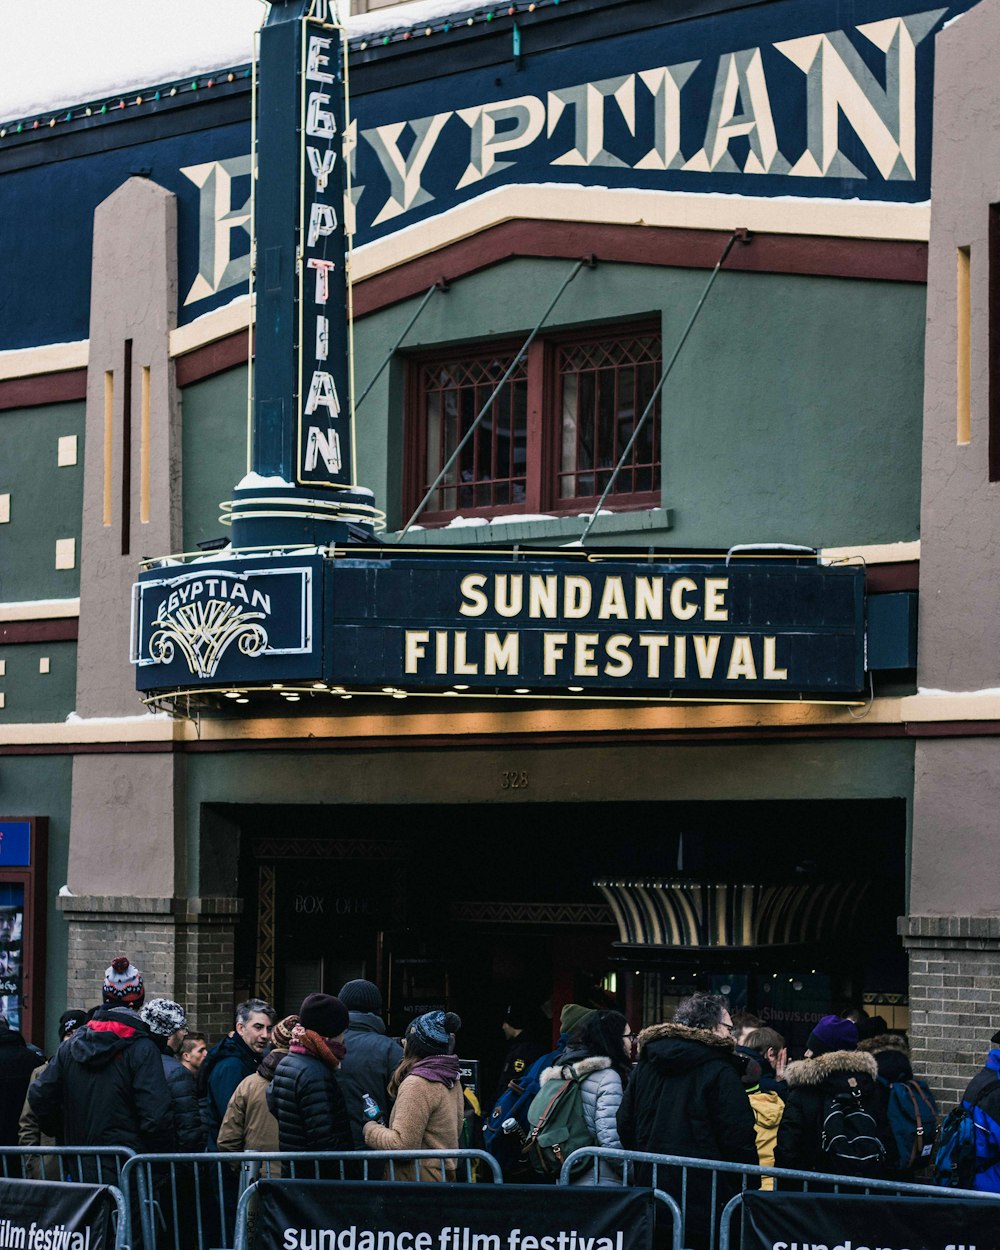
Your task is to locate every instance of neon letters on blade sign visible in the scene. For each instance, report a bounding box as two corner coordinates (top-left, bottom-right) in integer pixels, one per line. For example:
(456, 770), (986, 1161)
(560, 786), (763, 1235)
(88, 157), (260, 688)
(297, 16), (351, 489)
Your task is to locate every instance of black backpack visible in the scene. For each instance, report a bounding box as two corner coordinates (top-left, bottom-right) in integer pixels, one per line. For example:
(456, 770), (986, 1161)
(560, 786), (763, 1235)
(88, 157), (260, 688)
(820, 1076), (887, 1177)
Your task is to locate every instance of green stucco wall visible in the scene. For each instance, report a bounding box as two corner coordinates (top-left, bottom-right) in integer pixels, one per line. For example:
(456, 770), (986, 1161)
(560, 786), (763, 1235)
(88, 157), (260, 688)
(353, 260), (925, 544)
(181, 369), (247, 551)
(0, 401), (85, 602)
(0, 755), (71, 1053)
(183, 737), (914, 896)
(0, 641), (77, 724)
(178, 264), (924, 551)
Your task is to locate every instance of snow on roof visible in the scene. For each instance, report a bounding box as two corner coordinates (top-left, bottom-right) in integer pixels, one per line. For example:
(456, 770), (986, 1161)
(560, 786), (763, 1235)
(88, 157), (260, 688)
(1, 0), (266, 121)
(0, 0), (515, 123)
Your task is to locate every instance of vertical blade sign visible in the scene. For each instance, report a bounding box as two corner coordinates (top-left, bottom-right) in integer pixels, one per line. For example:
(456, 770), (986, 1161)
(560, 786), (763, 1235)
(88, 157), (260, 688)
(298, 14), (351, 488)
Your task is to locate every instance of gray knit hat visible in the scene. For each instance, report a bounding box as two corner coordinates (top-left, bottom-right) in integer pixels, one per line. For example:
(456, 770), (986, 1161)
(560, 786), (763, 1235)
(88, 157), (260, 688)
(140, 998), (188, 1037)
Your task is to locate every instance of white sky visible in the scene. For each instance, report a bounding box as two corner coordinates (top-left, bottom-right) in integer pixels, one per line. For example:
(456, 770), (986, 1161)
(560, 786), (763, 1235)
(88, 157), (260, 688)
(0, 0), (486, 122)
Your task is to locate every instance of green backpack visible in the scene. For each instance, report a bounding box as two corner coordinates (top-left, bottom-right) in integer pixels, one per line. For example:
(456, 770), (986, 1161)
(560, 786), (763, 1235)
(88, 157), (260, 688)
(524, 1071), (594, 1177)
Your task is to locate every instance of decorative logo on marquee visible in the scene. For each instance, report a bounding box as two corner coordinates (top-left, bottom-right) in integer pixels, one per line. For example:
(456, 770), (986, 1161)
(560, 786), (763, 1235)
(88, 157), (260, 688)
(149, 598), (270, 679)
(132, 562), (319, 689)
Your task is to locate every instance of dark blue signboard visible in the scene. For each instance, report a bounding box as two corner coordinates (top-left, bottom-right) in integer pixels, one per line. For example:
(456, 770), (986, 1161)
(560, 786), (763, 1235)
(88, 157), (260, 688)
(132, 554), (324, 690)
(133, 553), (865, 698)
(326, 556), (864, 696)
(0, 823), (31, 868)
(0, 0), (976, 351)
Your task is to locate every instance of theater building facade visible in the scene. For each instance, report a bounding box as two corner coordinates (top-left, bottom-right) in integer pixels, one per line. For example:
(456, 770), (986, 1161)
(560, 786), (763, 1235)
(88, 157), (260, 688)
(1, 0), (997, 1098)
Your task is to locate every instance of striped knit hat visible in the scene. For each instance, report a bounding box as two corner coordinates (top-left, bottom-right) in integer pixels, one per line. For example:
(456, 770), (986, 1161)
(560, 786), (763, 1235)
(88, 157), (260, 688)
(102, 956), (144, 1009)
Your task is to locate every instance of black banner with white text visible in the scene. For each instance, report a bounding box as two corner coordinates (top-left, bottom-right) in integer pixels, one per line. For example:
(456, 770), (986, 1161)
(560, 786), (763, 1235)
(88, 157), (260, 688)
(253, 1181), (654, 1250)
(741, 1190), (1000, 1250)
(0, 1179), (114, 1250)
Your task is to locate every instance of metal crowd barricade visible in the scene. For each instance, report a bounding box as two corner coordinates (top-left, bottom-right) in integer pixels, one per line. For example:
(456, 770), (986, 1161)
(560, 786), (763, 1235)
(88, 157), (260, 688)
(559, 1148), (1000, 1250)
(122, 1150), (503, 1250)
(0, 1143), (135, 1184)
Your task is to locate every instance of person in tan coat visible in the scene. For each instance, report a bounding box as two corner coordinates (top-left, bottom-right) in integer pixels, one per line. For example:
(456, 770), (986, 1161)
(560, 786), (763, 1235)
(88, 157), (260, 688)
(217, 1014), (298, 1174)
(363, 1010), (464, 1182)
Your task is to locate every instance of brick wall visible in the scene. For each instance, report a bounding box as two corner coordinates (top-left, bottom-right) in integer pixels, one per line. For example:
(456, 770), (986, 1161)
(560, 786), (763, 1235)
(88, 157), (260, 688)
(901, 915), (1000, 1108)
(57, 894), (242, 1043)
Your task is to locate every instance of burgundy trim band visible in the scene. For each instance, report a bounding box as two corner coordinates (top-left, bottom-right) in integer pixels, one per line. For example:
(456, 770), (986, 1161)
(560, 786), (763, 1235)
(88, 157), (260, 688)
(176, 331), (253, 388)
(0, 369), (87, 412)
(352, 221), (929, 317)
(0, 619), (79, 644)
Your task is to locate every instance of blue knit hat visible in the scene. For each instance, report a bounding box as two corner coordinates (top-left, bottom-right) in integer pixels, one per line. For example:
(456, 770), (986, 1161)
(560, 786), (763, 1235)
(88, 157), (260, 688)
(406, 1010), (461, 1056)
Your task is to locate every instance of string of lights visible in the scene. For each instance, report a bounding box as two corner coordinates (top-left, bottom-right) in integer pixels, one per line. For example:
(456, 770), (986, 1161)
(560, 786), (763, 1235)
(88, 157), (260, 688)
(0, 0), (578, 139)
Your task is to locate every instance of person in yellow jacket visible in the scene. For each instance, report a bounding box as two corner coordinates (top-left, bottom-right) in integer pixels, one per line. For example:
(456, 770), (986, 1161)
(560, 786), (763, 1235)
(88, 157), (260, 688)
(734, 1048), (784, 1189)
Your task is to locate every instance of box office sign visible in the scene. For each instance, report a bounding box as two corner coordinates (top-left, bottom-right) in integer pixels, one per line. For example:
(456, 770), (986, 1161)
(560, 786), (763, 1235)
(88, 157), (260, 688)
(132, 555), (323, 689)
(252, 1180), (653, 1250)
(133, 554), (865, 698)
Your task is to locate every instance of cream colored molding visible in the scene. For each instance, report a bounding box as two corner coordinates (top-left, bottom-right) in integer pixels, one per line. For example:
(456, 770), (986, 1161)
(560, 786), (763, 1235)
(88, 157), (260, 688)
(0, 695), (906, 747)
(0, 341), (88, 382)
(168, 297), (252, 359)
(899, 691), (1000, 722)
(821, 541), (920, 564)
(0, 599), (80, 621)
(350, 186), (932, 282)
(0, 715), (181, 745)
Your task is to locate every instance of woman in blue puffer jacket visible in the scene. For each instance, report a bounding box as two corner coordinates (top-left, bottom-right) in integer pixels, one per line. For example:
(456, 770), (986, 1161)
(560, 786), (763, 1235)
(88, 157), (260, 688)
(536, 1009), (633, 1185)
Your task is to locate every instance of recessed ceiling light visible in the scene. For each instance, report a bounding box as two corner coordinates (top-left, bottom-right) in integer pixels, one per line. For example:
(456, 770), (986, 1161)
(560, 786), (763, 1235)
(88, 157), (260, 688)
(453, 684), (469, 691)
(392, 691), (407, 699)
(515, 688), (530, 694)
(567, 686), (584, 692)
(235, 697), (249, 704)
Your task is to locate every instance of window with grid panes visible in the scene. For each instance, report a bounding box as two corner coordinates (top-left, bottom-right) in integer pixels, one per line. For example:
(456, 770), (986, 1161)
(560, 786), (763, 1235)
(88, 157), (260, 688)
(405, 324), (661, 524)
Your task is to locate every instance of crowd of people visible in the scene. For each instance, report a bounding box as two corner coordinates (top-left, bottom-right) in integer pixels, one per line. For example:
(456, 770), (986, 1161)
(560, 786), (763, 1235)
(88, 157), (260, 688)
(1, 957), (999, 1206)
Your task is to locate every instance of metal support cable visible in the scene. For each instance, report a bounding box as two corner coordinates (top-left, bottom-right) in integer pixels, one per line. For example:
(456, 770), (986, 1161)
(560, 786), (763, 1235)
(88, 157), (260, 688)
(355, 282), (445, 409)
(578, 229), (750, 546)
(399, 257), (591, 538)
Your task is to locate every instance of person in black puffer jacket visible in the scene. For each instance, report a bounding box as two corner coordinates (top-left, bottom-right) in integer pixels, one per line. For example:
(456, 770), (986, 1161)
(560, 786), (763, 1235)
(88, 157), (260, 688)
(141, 999), (206, 1152)
(267, 993), (353, 1157)
(29, 996), (174, 1178)
(618, 993), (757, 1247)
(775, 1014), (896, 1179)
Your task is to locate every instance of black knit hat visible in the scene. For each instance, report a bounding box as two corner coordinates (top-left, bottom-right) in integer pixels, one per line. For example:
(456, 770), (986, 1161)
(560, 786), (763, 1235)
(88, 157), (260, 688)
(299, 993), (349, 1038)
(58, 1009), (87, 1041)
(339, 979), (382, 1014)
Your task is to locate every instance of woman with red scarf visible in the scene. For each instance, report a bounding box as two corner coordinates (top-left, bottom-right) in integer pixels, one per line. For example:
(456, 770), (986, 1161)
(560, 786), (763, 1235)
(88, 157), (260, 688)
(267, 993), (353, 1154)
(363, 1010), (464, 1181)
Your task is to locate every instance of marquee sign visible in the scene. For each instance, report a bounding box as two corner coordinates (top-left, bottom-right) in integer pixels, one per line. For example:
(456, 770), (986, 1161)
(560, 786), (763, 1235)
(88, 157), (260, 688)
(132, 553), (865, 699)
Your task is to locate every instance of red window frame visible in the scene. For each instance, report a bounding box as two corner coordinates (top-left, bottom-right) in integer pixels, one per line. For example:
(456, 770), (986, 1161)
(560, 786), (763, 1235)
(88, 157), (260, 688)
(404, 322), (662, 526)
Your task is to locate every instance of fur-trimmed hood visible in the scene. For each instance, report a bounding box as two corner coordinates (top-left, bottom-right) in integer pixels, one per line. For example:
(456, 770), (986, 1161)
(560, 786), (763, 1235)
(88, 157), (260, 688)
(538, 1054), (611, 1084)
(783, 1049), (878, 1089)
(637, 1022), (736, 1078)
(858, 1033), (909, 1056)
(637, 1022), (734, 1053)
